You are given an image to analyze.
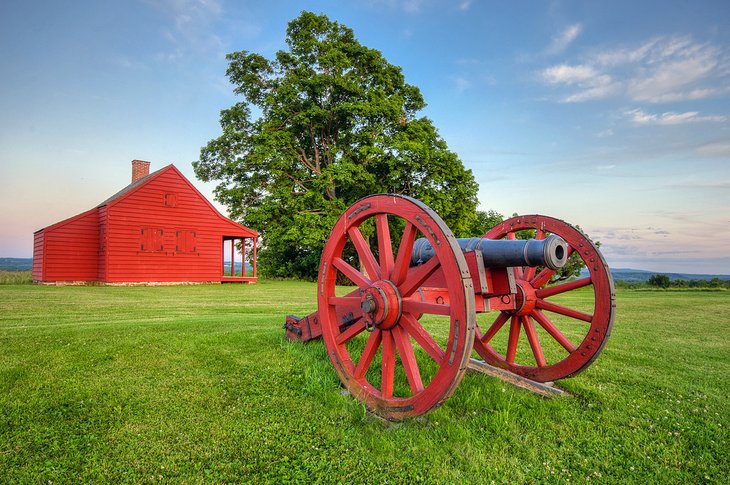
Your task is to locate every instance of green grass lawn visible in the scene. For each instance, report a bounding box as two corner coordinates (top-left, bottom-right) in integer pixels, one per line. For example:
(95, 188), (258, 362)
(1, 282), (728, 483)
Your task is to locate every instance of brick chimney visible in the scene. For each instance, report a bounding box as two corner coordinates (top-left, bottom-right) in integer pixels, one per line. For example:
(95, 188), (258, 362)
(131, 160), (151, 183)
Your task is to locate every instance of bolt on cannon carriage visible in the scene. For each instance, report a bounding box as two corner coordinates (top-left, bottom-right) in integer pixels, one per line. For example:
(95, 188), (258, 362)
(285, 194), (615, 421)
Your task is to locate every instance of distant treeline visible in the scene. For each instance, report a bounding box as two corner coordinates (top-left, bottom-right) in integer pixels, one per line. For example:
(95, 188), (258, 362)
(0, 258), (32, 271)
(2, 258), (728, 289)
(616, 274), (730, 289)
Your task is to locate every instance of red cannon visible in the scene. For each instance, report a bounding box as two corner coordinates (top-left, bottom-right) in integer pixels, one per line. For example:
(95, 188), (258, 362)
(285, 195), (615, 420)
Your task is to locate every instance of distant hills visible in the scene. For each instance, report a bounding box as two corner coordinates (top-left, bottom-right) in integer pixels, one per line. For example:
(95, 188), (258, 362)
(222, 261), (253, 273)
(584, 267), (730, 283)
(2, 258), (728, 282)
(0, 258), (32, 271)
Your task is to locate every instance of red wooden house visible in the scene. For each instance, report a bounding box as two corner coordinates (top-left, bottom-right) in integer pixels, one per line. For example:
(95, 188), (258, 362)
(33, 160), (257, 284)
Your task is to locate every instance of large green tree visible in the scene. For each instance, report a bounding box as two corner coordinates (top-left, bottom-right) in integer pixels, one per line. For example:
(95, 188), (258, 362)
(194, 11), (479, 279)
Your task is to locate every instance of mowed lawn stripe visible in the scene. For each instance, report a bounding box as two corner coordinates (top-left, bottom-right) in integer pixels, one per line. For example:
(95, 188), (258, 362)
(0, 282), (728, 483)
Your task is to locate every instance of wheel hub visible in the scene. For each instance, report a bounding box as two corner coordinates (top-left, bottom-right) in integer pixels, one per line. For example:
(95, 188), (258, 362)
(512, 280), (537, 316)
(361, 280), (402, 330)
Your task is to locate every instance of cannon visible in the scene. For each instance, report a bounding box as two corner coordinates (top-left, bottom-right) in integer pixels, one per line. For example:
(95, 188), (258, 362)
(284, 194), (615, 420)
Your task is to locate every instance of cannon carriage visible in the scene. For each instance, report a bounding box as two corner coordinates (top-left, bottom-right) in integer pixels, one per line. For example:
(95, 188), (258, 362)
(285, 194), (615, 420)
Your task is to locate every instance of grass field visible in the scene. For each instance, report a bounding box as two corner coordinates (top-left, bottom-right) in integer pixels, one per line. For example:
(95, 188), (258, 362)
(1, 281), (728, 483)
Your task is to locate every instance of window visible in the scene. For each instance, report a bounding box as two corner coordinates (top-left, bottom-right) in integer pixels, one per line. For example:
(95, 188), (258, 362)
(140, 228), (164, 252)
(164, 193), (177, 207)
(176, 230), (197, 253)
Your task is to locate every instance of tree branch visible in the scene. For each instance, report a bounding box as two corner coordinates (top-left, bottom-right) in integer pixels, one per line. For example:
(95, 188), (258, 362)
(284, 172), (309, 193)
(309, 123), (321, 172)
(293, 146), (318, 174)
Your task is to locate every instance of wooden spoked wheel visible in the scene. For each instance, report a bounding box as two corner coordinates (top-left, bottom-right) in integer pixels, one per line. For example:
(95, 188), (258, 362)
(319, 195), (476, 420)
(473, 215), (615, 382)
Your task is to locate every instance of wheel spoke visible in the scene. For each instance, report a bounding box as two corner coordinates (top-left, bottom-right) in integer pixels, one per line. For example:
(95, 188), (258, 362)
(402, 299), (451, 316)
(506, 232), (523, 280)
(348, 226), (381, 280)
(332, 257), (372, 289)
(398, 256), (441, 297)
(511, 264), (524, 280)
(532, 309), (576, 353)
(522, 316), (547, 367)
(391, 222), (417, 285)
(536, 299), (593, 322)
(376, 214), (394, 277)
(393, 325), (424, 394)
(400, 313), (445, 363)
(480, 311), (510, 344)
(354, 329), (382, 379)
(523, 266), (537, 282)
(506, 316), (521, 363)
(531, 267), (555, 288)
(381, 330), (396, 398)
(336, 320), (366, 345)
(536, 277), (592, 298)
(339, 315), (363, 334)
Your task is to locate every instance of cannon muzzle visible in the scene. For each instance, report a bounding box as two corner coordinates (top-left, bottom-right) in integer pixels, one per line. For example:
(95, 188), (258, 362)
(411, 234), (568, 270)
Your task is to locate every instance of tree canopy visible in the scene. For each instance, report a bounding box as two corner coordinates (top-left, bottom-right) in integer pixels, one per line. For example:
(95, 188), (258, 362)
(194, 11), (479, 279)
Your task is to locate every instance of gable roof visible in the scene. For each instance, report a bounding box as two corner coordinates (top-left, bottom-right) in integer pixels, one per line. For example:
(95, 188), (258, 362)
(36, 164), (257, 237)
(96, 166), (168, 208)
(33, 206), (99, 235)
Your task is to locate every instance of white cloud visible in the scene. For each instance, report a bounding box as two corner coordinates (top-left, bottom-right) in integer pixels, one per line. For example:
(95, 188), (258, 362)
(452, 75), (471, 92)
(459, 0), (473, 11)
(542, 64), (596, 84)
(562, 79), (619, 102)
(547, 24), (582, 55)
(146, 0), (222, 26)
(144, 0), (226, 60)
(540, 35), (729, 104)
(626, 109), (727, 125)
(592, 39), (660, 67)
(541, 64), (619, 101)
(696, 141), (730, 157)
(627, 42), (720, 102)
(368, 0), (426, 13)
(402, 0), (425, 13)
(668, 179), (730, 189)
(590, 221), (730, 273)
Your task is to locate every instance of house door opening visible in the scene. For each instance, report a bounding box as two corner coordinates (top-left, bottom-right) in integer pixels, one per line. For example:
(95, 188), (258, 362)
(222, 236), (257, 283)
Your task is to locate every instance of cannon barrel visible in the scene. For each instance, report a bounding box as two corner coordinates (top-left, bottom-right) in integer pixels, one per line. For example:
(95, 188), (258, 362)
(411, 234), (568, 270)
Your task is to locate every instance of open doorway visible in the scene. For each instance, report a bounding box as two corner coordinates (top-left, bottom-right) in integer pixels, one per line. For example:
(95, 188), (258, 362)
(221, 236), (257, 283)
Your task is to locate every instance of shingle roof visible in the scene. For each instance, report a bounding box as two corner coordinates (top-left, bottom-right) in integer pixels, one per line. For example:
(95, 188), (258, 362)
(96, 165), (169, 208)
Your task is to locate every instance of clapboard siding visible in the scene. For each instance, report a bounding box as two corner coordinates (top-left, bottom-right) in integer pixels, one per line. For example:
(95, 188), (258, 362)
(33, 164), (256, 283)
(32, 231), (45, 281)
(97, 205), (108, 280)
(107, 169), (221, 281)
(36, 208), (99, 281)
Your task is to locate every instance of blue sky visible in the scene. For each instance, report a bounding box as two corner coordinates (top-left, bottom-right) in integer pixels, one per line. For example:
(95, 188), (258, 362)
(1, 0), (729, 274)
